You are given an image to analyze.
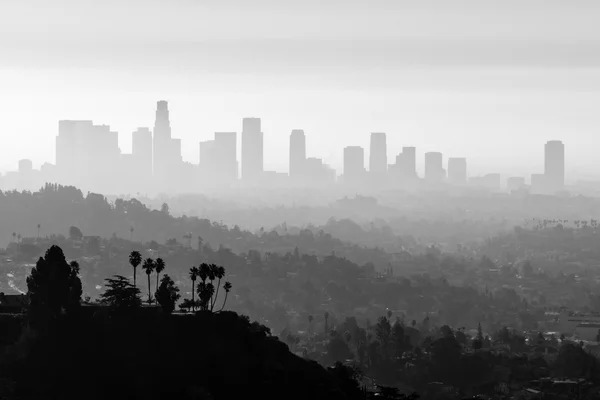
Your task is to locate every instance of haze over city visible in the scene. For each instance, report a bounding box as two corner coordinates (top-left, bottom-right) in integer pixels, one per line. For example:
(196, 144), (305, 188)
(2, 0), (600, 179)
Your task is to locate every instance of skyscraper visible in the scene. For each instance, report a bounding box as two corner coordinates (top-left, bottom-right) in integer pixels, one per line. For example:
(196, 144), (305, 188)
(152, 101), (181, 187)
(214, 132), (238, 182)
(343, 146), (365, 183)
(369, 132), (387, 174)
(241, 118), (263, 182)
(544, 140), (565, 192)
(289, 129), (306, 180)
(425, 152), (444, 183)
(447, 157), (467, 185)
(132, 127), (153, 177)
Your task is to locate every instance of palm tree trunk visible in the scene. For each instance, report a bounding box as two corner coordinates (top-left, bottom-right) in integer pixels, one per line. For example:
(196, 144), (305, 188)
(133, 268), (137, 288)
(211, 278), (221, 312)
(156, 273), (160, 297)
(218, 292), (229, 312)
(191, 281), (195, 312)
(147, 274), (151, 304)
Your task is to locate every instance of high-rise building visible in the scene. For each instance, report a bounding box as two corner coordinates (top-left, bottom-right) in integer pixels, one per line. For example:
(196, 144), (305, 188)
(545, 140), (565, 192)
(55, 120), (120, 191)
(425, 152), (444, 183)
(289, 130), (306, 180)
(401, 147), (417, 178)
(214, 132), (238, 182)
(369, 132), (387, 174)
(241, 118), (263, 182)
(199, 140), (215, 182)
(447, 158), (467, 185)
(18, 159), (33, 173)
(343, 146), (365, 183)
(132, 128), (153, 177)
(152, 101), (182, 188)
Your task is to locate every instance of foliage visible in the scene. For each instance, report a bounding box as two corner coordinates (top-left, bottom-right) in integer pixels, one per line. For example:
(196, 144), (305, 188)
(26, 245), (82, 329)
(99, 275), (142, 311)
(155, 274), (180, 314)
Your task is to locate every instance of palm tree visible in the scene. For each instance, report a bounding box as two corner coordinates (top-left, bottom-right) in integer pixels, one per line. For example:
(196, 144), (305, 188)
(218, 282), (232, 312)
(11, 232), (15, 243)
(129, 226), (134, 241)
(129, 251), (142, 288)
(155, 258), (165, 296)
(142, 258), (155, 304)
(189, 266), (199, 312)
(308, 315), (314, 335)
(211, 265), (226, 311)
(37, 224), (41, 240)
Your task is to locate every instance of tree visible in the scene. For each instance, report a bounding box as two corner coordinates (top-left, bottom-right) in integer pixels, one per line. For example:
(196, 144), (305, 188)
(473, 322), (484, 350)
(69, 226), (83, 241)
(325, 311), (330, 333)
(375, 316), (392, 356)
(155, 258), (165, 296)
(327, 332), (353, 363)
(129, 226), (134, 241)
(100, 275), (142, 311)
(218, 282), (232, 312)
(37, 223), (41, 239)
(210, 265), (225, 312)
(308, 315), (314, 334)
(155, 274), (180, 314)
(128, 251), (142, 288)
(142, 258), (155, 304)
(189, 266), (199, 312)
(26, 245), (82, 329)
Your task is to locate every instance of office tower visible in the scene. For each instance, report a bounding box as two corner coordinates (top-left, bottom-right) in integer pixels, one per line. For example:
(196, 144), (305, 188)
(55, 120), (120, 191)
(401, 147), (417, 178)
(343, 146), (365, 183)
(241, 118), (263, 182)
(132, 128), (153, 177)
(214, 132), (238, 181)
(447, 158), (467, 185)
(289, 130), (306, 180)
(424, 152), (444, 183)
(18, 159), (33, 173)
(483, 173), (501, 191)
(369, 132), (387, 173)
(152, 101), (182, 188)
(507, 177), (526, 192)
(544, 140), (565, 192)
(305, 157), (336, 184)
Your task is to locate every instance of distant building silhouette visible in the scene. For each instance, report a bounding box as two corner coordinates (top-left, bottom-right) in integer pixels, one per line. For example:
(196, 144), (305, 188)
(369, 132), (387, 174)
(531, 173), (547, 194)
(214, 132), (238, 182)
(545, 140), (565, 193)
(447, 158), (467, 185)
(343, 146), (366, 184)
(424, 152), (445, 183)
(132, 127), (153, 191)
(241, 118), (263, 182)
(289, 130), (306, 180)
(507, 177), (526, 192)
(153, 101), (182, 190)
(56, 120), (120, 192)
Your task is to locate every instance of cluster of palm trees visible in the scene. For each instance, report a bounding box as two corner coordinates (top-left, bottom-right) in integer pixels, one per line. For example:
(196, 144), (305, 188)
(128, 251), (165, 304)
(188, 263), (232, 313)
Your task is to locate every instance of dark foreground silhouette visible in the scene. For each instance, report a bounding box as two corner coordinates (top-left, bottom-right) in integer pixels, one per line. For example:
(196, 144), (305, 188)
(0, 245), (367, 400)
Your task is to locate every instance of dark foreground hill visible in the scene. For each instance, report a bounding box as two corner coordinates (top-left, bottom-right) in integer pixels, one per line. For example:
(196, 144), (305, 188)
(0, 310), (361, 400)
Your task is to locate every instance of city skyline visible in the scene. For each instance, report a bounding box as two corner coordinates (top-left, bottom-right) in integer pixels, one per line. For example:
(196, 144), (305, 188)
(0, 99), (567, 196)
(2, 2), (600, 179)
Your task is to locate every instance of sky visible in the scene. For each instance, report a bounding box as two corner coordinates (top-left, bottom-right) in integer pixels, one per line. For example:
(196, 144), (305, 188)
(1, 0), (600, 180)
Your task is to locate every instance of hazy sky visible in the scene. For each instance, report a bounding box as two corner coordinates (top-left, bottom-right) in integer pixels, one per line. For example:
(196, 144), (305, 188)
(2, 0), (600, 179)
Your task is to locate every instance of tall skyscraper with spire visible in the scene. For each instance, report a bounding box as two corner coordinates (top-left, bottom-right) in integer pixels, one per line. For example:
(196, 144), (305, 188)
(152, 101), (181, 189)
(241, 117), (263, 182)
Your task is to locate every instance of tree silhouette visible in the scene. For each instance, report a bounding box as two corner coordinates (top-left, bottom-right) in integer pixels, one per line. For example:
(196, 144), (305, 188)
(37, 223), (41, 239)
(69, 226), (83, 241)
(189, 266), (199, 312)
(11, 232), (15, 243)
(100, 275), (141, 311)
(155, 274), (180, 314)
(142, 258), (155, 304)
(155, 258), (165, 297)
(128, 251), (142, 288)
(325, 311), (330, 334)
(218, 282), (232, 312)
(129, 226), (134, 241)
(26, 245), (82, 329)
(210, 265), (225, 312)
